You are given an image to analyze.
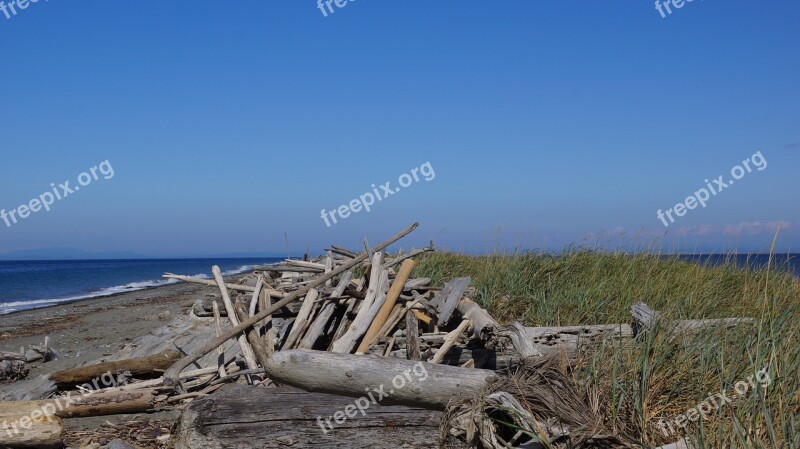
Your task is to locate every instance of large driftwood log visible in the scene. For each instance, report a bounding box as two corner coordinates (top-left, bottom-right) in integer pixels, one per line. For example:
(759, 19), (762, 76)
(0, 388), (156, 419)
(49, 349), (181, 385)
(260, 350), (495, 410)
(173, 385), (444, 449)
(632, 301), (753, 336)
(163, 223), (420, 388)
(0, 405), (63, 449)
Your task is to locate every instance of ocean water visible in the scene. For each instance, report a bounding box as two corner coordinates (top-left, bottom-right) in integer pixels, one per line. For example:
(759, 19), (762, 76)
(0, 258), (281, 315)
(677, 253), (800, 277)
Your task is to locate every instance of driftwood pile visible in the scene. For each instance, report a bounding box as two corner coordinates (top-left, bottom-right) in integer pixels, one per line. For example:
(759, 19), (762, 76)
(0, 223), (753, 448)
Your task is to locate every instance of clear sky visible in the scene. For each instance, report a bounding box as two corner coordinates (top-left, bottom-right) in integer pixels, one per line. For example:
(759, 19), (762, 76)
(1, 0), (798, 257)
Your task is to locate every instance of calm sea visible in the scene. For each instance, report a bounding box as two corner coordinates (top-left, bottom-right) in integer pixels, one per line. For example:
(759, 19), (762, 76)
(0, 258), (281, 315)
(676, 253), (800, 277)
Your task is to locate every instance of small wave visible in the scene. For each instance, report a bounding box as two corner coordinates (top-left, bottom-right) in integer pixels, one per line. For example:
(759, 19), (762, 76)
(0, 265), (257, 316)
(0, 278), (178, 315)
(221, 265), (255, 276)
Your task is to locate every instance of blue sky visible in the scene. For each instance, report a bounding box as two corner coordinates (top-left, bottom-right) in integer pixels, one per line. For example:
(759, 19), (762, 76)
(1, 0), (798, 257)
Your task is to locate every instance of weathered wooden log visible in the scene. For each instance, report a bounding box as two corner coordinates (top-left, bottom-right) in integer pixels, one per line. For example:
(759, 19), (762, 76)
(213, 266), (259, 371)
(284, 289), (319, 349)
(457, 297), (499, 345)
(405, 310), (421, 361)
(331, 253), (387, 353)
(430, 319), (471, 364)
(297, 273), (351, 350)
(0, 388), (157, 420)
(163, 223), (420, 388)
(632, 301), (753, 336)
(0, 351), (27, 362)
(163, 273), (287, 297)
(0, 405), (62, 449)
(357, 259), (417, 353)
(49, 350), (181, 385)
(431, 277), (471, 327)
(234, 303), (272, 371)
(173, 384), (444, 449)
(284, 259), (326, 271)
(260, 350), (494, 410)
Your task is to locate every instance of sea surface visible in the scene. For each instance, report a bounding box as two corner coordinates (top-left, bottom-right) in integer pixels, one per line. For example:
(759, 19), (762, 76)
(676, 253), (800, 277)
(0, 258), (281, 315)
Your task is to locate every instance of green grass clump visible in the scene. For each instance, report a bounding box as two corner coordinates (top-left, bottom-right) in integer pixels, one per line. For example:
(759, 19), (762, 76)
(413, 250), (800, 448)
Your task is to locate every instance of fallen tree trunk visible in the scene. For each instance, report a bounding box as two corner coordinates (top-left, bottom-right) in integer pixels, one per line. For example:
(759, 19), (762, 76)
(49, 349), (181, 385)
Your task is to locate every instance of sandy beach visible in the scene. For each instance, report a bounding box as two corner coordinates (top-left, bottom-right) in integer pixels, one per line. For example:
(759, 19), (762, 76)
(0, 280), (219, 446)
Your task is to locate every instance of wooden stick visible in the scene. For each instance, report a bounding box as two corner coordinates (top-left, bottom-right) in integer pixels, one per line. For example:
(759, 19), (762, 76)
(357, 259), (417, 353)
(325, 251), (333, 287)
(283, 260), (326, 270)
(163, 222), (420, 388)
(248, 275), (264, 317)
(234, 303), (272, 373)
(283, 289), (319, 349)
(330, 253), (386, 353)
(297, 272), (353, 350)
(211, 300), (227, 379)
(405, 310), (421, 361)
(381, 247), (433, 270)
(430, 319), (471, 364)
(213, 266), (259, 372)
(329, 245), (358, 258)
(163, 273), (286, 298)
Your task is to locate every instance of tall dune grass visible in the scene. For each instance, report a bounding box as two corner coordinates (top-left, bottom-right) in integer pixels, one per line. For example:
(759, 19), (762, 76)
(413, 250), (800, 448)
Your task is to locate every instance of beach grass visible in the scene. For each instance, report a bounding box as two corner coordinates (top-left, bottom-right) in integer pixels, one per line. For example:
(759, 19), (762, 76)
(413, 250), (800, 448)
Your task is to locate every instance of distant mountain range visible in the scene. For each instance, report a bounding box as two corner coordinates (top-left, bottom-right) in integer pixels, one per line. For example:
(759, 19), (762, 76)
(0, 247), (290, 261)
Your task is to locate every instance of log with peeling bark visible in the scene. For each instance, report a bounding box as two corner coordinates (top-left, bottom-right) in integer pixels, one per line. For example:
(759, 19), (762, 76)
(49, 349), (182, 386)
